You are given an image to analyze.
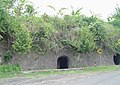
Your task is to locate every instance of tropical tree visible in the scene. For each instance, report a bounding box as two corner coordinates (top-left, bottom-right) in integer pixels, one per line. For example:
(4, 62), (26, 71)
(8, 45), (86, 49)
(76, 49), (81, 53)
(0, 0), (32, 54)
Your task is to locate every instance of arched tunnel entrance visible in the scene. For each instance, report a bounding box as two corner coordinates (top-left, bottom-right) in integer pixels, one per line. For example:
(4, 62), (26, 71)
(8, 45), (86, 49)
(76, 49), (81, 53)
(57, 56), (69, 69)
(113, 54), (120, 65)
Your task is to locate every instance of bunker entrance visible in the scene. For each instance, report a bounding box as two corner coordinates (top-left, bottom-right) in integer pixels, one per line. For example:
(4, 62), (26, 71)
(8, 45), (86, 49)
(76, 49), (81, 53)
(114, 54), (120, 65)
(57, 56), (69, 69)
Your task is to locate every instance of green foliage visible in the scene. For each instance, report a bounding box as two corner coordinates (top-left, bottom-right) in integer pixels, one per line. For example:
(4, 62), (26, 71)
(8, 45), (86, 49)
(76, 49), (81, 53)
(0, 0), (16, 10)
(113, 5), (120, 18)
(0, 0), (33, 54)
(0, 3), (16, 51)
(0, 6), (12, 34)
(107, 5), (120, 52)
(25, 4), (36, 16)
(0, 0), (120, 55)
(0, 64), (21, 73)
(4, 51), (12, 63)
(115, 39), (120, 52)
(30, 17), (56, 53)
(78, 27), (96, 52)
(108, 5), (120, 28)
(89, 21), (106, 45)
(62, 27), (96, 53)
(12, 27), (32, 53)
(101, 24), (119, 51)
(109, 19), (120, 28)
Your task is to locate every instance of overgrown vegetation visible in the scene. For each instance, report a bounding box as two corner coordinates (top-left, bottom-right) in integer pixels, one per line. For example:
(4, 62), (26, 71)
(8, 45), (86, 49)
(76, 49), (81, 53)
(4, 51), (12, 63)
(0, 64), (21, 73)
(0, 64), (21, 78)
(0, 0), (120, 62)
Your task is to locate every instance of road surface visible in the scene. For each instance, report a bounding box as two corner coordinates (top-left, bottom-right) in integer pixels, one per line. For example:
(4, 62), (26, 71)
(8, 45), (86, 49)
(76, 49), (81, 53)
(1, 71), (120, 85)
(64, 71), (120, 85)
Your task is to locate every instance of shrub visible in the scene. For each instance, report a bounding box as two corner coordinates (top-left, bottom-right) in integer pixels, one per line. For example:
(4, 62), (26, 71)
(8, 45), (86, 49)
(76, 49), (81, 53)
(4, 51), (12, 63)
(0, 64), (21, 73)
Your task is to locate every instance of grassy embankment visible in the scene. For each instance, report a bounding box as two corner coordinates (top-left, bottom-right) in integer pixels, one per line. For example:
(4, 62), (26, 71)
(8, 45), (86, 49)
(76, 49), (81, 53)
(0, 65), (120, 78)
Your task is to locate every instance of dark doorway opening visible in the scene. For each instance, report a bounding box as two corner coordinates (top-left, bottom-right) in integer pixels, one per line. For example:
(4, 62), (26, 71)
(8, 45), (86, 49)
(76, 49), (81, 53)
(57, 56), (69, 69)
(113, 54), (120, 65)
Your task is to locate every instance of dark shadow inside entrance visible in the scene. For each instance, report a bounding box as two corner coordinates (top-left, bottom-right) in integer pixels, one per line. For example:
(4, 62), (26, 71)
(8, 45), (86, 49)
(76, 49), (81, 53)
(113, 54), (120, 65)
(57, 56), (69, 69)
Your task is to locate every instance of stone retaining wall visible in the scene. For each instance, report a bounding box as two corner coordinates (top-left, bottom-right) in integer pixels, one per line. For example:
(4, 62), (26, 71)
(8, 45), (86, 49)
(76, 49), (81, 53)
(10, 48), (115, 70)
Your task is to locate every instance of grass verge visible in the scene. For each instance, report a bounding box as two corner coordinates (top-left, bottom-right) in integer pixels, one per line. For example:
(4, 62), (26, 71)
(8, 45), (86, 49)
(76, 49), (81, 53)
(0, 65), (120, 78)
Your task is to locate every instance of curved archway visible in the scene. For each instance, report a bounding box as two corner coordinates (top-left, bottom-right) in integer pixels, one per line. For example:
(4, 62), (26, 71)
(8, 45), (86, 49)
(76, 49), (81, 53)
(113, 54), (120, 65)
(57, 56), (69, 69)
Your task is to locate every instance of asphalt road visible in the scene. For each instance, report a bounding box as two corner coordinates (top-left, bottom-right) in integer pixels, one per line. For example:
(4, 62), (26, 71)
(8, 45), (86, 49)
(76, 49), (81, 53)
(1, 71), (120, 85)
(64, 71), (120, 85)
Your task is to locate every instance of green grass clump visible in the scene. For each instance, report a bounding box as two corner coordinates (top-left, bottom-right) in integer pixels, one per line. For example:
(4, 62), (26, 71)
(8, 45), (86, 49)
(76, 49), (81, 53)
(86, 66), (120, 72)
(0, 64), (21, 73)
(0, 64), (21, 78)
